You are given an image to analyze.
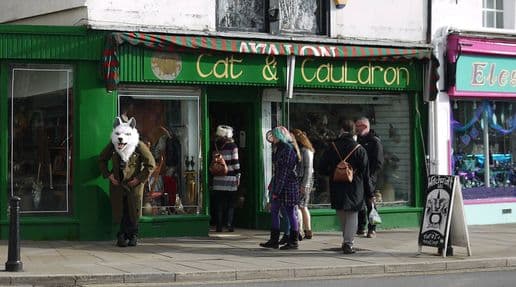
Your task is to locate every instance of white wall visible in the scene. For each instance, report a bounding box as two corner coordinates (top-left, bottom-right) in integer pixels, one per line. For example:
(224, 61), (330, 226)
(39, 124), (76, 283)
(0, 0), (85, 23)
(1, 0), (427, 43)
(85, 0), (215, 31)
(331, 0), (427, 43)
(432, 0), (516, 37)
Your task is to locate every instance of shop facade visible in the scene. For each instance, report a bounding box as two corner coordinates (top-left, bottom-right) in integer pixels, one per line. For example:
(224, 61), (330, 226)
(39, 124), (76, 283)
(435, 31), (516, 225)
(1, 25), (434, 240)
(104, 32), (434, 233)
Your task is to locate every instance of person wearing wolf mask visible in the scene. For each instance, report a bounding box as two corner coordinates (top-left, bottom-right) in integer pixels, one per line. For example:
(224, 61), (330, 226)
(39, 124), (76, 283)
(99, 116), (155, 247)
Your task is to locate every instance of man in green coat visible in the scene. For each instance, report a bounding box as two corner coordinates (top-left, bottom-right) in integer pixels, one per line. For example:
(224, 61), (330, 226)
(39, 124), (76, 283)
(99, 117), (155, 247)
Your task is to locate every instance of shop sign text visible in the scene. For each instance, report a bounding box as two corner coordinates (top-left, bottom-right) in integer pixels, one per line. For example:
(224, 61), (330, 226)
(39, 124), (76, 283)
(143, 51), (419, 90)
(456, 54), (516, 95)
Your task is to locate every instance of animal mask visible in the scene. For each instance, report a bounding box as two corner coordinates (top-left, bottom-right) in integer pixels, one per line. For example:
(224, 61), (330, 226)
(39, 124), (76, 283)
(111, 117), (140, 162)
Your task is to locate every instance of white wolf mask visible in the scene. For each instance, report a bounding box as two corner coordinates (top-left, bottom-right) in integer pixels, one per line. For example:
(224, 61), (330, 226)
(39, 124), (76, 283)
(111, 117), (140, 162)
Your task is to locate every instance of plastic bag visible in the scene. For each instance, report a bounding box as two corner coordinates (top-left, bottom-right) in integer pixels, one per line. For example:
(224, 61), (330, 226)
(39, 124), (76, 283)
(369, 205), (382, 225)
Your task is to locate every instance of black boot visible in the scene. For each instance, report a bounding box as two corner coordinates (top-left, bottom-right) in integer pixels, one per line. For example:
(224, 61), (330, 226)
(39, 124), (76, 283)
(278, 233), (289, 245)
(127, 234), (138, 247)
(259, 229), (280, 249)
(280, 230), (299, 250)
(116, 232), (128, 247)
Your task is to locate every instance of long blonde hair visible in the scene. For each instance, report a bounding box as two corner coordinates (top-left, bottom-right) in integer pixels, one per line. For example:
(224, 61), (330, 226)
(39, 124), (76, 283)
(291, 129), (314, 152)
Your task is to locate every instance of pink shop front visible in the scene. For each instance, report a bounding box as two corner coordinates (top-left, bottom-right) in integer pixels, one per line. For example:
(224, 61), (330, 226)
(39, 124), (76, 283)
(446, 32), (516, 224)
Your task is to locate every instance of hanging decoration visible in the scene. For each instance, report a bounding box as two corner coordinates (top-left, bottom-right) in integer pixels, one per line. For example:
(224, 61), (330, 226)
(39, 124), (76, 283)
(451, 100), (516, 136)
(460, 134), (471, 146)
(469, 126), (479, 139)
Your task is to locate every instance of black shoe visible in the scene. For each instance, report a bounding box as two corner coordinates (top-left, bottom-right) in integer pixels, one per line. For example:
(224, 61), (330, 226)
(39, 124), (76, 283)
(280, 230), (299, 250)
(259, 240), (279, 249)
(216, 226), (223, 232)
(356, 230), (366, 237)
(259, 229), (280, 249)
(279, 234), (289, 245)
(342, 244), (355, 254)
(227, 226), (234, 232)
(304, 230), (313, 240)
(116, 233), (128, 247)
(127, 235), (138, 247)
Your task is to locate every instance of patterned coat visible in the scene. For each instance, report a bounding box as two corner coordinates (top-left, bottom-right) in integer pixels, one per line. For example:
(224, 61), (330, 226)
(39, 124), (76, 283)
(271, 142), (299, 207)
(212, 139), (241, 191)
(98, 141), (155, 223)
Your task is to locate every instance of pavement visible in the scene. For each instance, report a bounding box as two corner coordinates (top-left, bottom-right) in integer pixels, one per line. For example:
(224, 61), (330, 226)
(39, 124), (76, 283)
(1, 224), (516, 286)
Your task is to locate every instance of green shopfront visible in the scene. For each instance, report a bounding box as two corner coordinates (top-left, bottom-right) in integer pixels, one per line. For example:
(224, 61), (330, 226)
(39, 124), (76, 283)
(105, 33), (433, 233)
(1, 26), (433, 240)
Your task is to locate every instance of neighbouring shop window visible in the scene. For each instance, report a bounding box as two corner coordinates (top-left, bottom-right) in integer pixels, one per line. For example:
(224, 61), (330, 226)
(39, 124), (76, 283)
(451, 100), (516, 200)
(262, 92), (412, 209)
(119, 92), (201, 216)
(217, 0), (328, 35)
(8, 65), (73, 214)
(483, 0), (505, 29)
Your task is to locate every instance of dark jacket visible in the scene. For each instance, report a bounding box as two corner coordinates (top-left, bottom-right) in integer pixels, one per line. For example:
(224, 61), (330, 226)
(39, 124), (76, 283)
(357, 129), (384, 188)
(318, 134), (372, 211)
(271, 142), (299, 207)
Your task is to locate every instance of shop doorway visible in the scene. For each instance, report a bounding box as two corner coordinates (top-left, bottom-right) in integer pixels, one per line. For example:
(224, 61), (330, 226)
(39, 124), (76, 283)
(208, 101), (256, 229)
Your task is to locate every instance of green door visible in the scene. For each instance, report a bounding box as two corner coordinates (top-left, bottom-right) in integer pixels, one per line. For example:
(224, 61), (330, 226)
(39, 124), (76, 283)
(207, 88), (262, 229)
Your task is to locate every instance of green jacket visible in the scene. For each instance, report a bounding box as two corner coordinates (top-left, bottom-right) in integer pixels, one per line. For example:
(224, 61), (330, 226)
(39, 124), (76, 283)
(98, 141), (155, 223)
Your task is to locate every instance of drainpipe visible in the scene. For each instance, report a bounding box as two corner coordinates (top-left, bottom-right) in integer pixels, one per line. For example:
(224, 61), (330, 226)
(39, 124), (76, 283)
(285, 55), (296, 129)
(426, 0), (432, 44)
(429, 26), (451, 175)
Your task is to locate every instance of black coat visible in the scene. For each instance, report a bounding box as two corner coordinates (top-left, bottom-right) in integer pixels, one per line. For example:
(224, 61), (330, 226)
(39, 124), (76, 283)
(318, 134), (373, 211)
(357, 129), (384, 188)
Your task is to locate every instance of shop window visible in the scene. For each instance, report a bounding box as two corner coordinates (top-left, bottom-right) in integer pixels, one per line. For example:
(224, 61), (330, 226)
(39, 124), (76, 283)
(262, 92), (412, 209)
(118, 91), (201, 216)
(8, 65), (73, 214)
(217, 0), (328, 35)
(451, 100), (516, 200)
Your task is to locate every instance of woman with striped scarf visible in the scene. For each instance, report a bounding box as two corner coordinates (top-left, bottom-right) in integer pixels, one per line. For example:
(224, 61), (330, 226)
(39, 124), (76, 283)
(212, 125), (241, 232)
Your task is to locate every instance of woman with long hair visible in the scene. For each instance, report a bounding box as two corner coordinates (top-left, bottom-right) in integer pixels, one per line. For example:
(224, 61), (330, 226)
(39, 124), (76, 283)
(291, 128), (315, 239)
(260, 126), (300, 250)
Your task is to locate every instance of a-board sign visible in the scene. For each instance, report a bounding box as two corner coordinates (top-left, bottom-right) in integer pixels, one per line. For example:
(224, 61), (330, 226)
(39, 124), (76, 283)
(418, 175), (472, 257)
(419, 175), (454, 248)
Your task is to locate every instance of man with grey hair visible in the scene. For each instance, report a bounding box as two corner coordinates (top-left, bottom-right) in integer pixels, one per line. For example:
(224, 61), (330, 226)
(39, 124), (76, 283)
(355, 117), (384, 238)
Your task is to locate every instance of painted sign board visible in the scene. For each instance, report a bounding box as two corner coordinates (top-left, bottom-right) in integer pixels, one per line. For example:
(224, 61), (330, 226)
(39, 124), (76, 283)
(142, 50), (421, 91)
(455, 54), (516, 96)
(418, 175), (472, 257)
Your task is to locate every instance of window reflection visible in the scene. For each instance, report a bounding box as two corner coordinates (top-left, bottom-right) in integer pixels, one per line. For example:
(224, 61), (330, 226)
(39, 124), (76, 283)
(8, 65), (73, 214)
(263, 95), (412, 209)
(452, 100), (516, 199)
(119, 94), (201, 216)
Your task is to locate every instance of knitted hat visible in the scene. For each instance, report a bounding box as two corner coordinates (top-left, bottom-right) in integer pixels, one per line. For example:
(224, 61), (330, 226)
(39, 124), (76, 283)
(216, 125), (233, 139)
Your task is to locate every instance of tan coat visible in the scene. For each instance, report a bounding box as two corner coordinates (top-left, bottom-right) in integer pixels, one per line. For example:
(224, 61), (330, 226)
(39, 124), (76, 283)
(98, 141), (155, 223)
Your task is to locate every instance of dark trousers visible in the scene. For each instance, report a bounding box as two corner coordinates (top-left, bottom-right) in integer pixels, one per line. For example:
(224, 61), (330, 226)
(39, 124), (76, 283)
(357, 199), (376, 233)
(214, 191), (236, 229)
(119, 195), (138, 237)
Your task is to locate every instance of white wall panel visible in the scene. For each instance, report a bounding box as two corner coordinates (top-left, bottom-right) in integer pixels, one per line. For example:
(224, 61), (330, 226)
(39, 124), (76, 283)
(86, 0), (215, 31)
(331, 0), (427, 43)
